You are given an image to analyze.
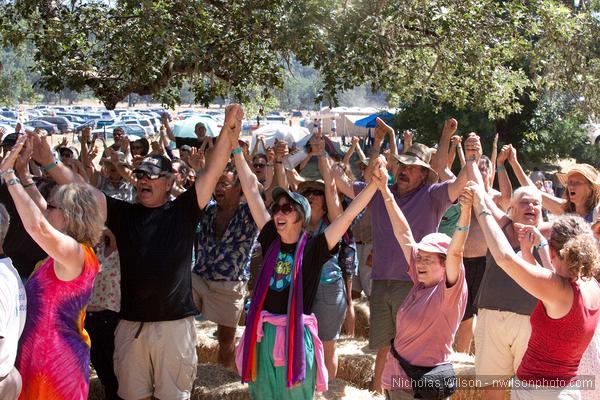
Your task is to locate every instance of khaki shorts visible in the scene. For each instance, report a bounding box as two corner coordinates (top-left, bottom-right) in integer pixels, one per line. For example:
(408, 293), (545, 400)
(191, 274), (248, 328)
(474, 308), (531, 386)
(114, 317), (198, 400)
(369, 280), (413, 349)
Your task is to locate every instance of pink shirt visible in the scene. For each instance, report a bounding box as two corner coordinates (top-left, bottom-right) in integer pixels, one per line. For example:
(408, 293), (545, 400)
(382, 249), (467, 390)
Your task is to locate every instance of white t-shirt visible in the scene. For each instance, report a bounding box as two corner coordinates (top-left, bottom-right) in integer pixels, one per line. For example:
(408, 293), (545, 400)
(0, 257), (26, 376)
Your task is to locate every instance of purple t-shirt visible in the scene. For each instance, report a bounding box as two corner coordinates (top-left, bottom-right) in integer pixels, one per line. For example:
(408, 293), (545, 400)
(353, 181), (451, 281)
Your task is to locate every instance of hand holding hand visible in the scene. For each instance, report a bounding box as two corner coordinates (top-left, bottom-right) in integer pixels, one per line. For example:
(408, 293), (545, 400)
(374, 117), (393, 142)
(508, 144), (518, 164)
(224, 104), (244, 133)
(274, 140), (289, 162)
(497, 144), (510, 164)
(450, 135), (462, 146)
(15, 136), (33, 175)
(464, 133), (482, 160)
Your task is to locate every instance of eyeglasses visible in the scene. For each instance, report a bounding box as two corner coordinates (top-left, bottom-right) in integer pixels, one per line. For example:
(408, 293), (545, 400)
(303, 189), (324, 197)
(271, 202), (296, 215)
(253, 163), (266, 169)
(47, 203), (61, 211)
(133, 171), (165, 180)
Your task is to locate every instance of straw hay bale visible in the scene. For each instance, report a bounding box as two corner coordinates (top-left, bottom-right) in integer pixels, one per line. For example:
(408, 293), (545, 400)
(316, 378), (384, 400)
(193, 363), (249, 400)
(336, 336), (376, 389)
(353, 298), (370, 339)
(196, 320), (219, 364)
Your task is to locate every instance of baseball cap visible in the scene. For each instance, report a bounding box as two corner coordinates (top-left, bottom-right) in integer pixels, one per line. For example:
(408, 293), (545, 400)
(407, 232), (451, 255)
(133, 155), (172, 176)
(272, 187), (311, 225)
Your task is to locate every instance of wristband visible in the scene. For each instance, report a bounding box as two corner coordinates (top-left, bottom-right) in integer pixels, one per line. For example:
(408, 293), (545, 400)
(0, 168), (15, 178)
(231, 147), (242, 156)
(22, 181), (36, 189)
(496, 165), (506, 173)
(455, 225), (470, 232)
(275, 161), (283, 164)
(5, 177), (20, 186)
(534, 241), (548, 250)
(478, 209), (492, 218)
(43, 161), (58, 173)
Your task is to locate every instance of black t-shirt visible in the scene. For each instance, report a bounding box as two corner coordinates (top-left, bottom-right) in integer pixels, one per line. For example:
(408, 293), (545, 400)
(0, 182), (47, 279)
(106, 186), (203, 321)
(259, 220), (337, 315)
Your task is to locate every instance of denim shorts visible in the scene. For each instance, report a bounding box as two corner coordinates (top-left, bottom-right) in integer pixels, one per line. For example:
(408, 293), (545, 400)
(311, 278), (348, 341)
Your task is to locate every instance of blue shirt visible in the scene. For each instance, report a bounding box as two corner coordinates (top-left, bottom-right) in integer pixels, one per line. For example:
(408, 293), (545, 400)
(193, 201), (258, 281)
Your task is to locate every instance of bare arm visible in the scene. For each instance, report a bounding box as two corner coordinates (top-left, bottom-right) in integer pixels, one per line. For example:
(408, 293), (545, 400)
(496, 145), (513, 211)
(446, 195), (471, 286)
(324, 181), (378, 250)
(354, 138), (367, 162)
(388, 127), (398, 157)
(489, 133), (499, 187)
(378, 176), (415, 263)
(231, 148), (270, 230)
(195, 104), (243, 209)
(430, 119), (457, 178)
(318, 150), (343, 221)
(342, 140), (356, 167)
(331, 163), (355, 199)
(161, 114), (176, 142)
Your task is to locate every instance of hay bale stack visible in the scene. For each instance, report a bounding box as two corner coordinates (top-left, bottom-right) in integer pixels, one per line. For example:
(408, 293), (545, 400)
(317, 378), (384, 400)
(193, 363), (249, 400)
(353, 298), (370, 339)
(196, 320), (220, 364)
(336, 336), (376, 389)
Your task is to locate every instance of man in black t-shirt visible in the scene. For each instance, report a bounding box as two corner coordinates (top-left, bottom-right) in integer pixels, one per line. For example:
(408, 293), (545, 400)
(30, 104), (245, 400)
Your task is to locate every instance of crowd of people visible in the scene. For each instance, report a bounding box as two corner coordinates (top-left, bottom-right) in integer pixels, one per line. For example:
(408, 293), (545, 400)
(0, 104), (598, 400)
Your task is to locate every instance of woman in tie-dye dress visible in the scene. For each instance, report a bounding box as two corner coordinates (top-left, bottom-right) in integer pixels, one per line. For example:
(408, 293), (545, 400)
(0, 135), (104, 400)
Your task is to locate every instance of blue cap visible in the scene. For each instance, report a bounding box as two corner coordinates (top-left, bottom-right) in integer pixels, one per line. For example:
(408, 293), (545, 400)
(271, 187), (311, 225)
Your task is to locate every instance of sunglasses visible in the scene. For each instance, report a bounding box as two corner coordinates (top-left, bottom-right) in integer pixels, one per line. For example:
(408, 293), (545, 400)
(133, 171), (165, 180)
(46, 203), (61, 210)
(271, 202), (296, 215)
(253, 163), (266, 169)
(303, 189), (324, 197)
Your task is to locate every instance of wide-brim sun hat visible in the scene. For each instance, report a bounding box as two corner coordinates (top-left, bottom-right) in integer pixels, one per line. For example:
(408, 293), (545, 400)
(297, 179), (325, 196)
(393, 142), (437, 176)
(556, 164), (600, 187)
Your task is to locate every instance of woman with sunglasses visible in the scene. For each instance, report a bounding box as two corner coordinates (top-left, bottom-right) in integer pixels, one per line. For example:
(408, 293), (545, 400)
(229, 126), (382, 399)
(0, 135), (104, 400)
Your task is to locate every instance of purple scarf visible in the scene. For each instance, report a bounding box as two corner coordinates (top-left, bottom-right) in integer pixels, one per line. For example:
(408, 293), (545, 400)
(241, 233), (308, 387)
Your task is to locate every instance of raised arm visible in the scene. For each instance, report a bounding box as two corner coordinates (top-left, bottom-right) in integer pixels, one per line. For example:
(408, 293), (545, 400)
(228, 127), (270, 230)
(430, 118), (457, 178)
(495, 145), (513, 211)
(374, 162), (415, 263)
(489, 133), (499, 187)
(388, 125), (398, 157)
(507, 145), (534, 187)
(342, 137), (357, 167)
(1, 136), (84, 280)
(324, 179), (378, 251)
(161, 113), (176, 142)
(14, 136), (47, 211)
(316, 139), (343, 221)
(195, 104), (243, 209)
(331, 162), (355, 199)
(29, 131), (107, 222)
(446, 190), (471, 286)
(469, 183), (570, 307)
(402, 130), (413, 154)
(363, 118), (388, 182)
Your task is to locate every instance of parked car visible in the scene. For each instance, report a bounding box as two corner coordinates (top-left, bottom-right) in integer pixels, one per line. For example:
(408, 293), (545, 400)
(26, 120), (59, 135)
(92, 124), (146, 139)
(0, 111), (19, 119)
(36, 116), (73, 133)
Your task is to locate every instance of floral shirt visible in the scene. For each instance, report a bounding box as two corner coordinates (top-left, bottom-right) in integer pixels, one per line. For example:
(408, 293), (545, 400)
(193, 201), (258, 281)
(88, 240), (121, 312)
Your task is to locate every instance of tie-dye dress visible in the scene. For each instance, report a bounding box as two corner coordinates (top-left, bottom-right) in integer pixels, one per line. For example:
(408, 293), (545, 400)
(16, 245), (100, 400)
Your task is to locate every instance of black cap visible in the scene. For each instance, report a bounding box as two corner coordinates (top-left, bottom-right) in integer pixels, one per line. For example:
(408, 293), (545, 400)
(133, 155), (172, 176)
(1, 133), (18, 148)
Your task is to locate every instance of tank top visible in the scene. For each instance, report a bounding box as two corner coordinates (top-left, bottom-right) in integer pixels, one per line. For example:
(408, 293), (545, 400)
(517, 280), (600, 386)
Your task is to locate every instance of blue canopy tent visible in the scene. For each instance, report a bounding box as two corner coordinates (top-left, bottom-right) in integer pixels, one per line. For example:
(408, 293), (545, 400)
(353, 112), (395, 128)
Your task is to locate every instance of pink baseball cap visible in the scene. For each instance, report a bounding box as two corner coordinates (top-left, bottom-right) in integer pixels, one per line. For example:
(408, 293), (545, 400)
(407, 232), (451, 255)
